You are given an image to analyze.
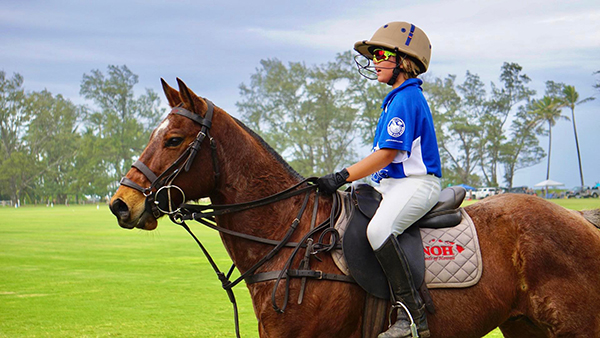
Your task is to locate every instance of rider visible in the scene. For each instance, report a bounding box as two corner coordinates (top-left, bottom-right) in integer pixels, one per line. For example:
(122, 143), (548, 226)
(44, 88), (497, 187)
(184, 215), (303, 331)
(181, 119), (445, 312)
(317, 22), (441, 338)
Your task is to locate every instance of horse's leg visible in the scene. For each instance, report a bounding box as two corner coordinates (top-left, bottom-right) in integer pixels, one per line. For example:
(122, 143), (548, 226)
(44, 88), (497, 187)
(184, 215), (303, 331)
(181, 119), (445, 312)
(499, 317), (547, 338)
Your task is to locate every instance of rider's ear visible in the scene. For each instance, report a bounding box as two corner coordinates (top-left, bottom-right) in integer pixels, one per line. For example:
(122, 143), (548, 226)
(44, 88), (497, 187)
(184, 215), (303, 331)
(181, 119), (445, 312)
(176, 78), (208, 117)
(161, 78), (182, 108)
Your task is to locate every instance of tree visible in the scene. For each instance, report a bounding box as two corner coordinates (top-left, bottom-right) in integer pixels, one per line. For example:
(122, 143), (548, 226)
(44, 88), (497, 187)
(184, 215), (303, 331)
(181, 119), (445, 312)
(0, 71), (29, 203)
(423, 73), (482, 187)
(80, 65), (164, 192)
(70, 130), (115, 200)
(482, 63), (536, 186)
(0, 73), (84, 204)
(561, 85), (595, 187)
(529, 96), (568, 180)
(26, 90), (83, 204)
(501, 104), (545, 187)
(423, 64), (542, 188)
(237, 53), (362, 176)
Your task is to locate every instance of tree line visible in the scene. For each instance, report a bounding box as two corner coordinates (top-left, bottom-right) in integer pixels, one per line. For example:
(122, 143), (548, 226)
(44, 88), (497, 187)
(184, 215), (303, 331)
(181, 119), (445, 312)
(0, 56), (597, 205)
(238, 52), (597, 188)
(0, 66), (163, 205)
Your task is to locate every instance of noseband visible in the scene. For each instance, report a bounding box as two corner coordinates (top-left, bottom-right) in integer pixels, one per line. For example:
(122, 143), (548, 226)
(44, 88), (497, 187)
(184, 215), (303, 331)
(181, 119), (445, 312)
(119, 99), (219, 218)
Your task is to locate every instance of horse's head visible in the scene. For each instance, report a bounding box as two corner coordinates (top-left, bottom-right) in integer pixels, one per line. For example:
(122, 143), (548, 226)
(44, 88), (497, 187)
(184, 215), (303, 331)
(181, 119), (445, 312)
(109, 79), (218, 230)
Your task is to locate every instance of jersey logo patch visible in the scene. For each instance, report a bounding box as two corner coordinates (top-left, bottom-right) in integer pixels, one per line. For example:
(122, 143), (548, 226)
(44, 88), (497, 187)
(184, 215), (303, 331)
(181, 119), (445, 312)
(387, 117), (405, 138)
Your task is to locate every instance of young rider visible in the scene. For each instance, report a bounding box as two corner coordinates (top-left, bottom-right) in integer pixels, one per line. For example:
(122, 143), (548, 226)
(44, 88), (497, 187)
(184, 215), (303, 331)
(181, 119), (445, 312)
(317, 22), (441, 338)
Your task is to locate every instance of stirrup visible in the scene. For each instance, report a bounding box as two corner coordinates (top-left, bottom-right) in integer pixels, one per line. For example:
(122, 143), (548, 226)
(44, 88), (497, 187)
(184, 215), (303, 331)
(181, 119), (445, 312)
(389, 301), (419, 338)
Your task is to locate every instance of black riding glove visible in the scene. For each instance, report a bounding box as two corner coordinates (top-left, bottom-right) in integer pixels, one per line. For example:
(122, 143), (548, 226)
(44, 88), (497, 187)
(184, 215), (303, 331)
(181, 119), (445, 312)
(317, 168), (350, 195)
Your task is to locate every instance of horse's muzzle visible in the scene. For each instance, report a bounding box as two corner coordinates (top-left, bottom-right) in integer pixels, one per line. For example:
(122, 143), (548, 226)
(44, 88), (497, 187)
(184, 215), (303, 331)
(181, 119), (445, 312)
(110, 198), (130, 222)
(109, 197), (157, 230)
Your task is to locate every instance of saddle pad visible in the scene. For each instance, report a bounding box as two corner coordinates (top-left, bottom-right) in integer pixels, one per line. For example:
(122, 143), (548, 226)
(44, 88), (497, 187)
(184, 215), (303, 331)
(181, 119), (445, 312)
(421, 208), (482, 288)
(332, 207), (483, 289)
(332, 194), (351, 275)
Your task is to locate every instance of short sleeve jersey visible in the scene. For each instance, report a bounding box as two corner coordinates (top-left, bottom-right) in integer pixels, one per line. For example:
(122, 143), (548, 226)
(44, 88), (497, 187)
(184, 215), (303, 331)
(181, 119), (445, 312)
(371, 78), (442, 183)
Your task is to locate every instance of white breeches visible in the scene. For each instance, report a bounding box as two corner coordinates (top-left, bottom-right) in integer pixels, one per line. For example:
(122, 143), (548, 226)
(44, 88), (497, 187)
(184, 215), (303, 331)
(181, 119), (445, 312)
(366, 175), (441, 250)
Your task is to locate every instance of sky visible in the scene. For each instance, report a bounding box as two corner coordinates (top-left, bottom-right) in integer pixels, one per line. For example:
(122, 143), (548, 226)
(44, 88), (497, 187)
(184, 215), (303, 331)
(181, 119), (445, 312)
(1, 0), (599, 189)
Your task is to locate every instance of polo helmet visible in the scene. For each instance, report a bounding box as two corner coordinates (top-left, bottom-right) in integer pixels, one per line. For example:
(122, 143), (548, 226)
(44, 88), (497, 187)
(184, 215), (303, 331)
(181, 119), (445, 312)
(354, 22), (432, 74)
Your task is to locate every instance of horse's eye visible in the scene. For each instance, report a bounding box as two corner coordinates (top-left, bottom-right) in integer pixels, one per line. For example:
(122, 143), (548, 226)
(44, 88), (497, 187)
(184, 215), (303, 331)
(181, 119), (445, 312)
(165, 137), (184, 147)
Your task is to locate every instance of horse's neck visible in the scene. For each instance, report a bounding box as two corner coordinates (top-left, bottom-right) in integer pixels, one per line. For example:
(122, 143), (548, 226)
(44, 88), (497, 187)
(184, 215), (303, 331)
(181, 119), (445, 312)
(208, 116), (301, 205)
(207, 114), (332, 272)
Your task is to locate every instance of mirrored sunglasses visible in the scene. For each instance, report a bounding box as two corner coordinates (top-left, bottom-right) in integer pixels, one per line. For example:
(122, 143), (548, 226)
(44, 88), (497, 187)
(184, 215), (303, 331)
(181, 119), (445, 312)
(372, 49), (396, 63)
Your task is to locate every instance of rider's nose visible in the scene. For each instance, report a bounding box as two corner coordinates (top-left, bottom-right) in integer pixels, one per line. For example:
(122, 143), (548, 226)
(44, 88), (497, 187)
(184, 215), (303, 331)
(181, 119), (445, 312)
(110, 198), (130, 221)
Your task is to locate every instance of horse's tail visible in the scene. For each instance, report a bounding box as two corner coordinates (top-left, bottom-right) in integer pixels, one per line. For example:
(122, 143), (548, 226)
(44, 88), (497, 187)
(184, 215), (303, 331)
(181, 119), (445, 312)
(579, 209), (600, 229)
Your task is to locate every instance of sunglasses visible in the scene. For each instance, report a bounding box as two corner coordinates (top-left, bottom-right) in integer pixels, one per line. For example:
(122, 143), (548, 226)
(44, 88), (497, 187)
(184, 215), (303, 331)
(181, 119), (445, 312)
(372, 49), (396, 63)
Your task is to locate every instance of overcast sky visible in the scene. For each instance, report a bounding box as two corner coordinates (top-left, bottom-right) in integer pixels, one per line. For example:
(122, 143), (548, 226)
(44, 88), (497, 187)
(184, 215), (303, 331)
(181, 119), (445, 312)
(2, 0), (599, 189)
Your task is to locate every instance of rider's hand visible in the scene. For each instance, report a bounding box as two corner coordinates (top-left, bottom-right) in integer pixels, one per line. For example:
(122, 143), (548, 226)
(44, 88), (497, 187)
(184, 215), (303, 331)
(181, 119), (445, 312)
(317, 169), (350, 195)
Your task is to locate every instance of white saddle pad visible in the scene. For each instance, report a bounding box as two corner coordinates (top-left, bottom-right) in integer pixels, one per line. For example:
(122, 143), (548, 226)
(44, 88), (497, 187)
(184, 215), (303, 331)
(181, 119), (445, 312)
(332, 205), (483, 289)
(421, 208), (483, 288)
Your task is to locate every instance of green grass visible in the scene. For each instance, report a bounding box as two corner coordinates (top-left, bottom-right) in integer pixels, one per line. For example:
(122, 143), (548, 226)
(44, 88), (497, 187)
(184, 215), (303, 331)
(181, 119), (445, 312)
(1, 198), (598, 337)
(0, 204), (257, 337)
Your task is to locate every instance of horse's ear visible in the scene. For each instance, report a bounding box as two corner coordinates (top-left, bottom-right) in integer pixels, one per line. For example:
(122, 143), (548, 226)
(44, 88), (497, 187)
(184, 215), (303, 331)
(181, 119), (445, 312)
(161, 78), (182, 108)
(176, 78), (208, 116)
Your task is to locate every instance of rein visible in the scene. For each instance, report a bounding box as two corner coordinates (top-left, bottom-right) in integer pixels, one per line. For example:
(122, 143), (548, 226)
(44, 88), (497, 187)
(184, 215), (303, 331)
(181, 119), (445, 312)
(171, 179), (353, 338)
(119, 101), (353, 338)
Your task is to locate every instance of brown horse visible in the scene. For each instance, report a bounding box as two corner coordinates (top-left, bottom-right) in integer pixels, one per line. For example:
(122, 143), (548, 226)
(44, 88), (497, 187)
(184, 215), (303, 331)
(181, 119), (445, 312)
(110, 79), (600, 338)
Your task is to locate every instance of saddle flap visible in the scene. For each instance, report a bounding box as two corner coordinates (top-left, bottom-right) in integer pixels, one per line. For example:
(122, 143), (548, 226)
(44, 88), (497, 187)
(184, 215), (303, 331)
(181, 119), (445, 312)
(343, 184), (426, 300)
(351, 184), (382, 219)
(342, 184), (388, 299)
(342, 208), (389, 299)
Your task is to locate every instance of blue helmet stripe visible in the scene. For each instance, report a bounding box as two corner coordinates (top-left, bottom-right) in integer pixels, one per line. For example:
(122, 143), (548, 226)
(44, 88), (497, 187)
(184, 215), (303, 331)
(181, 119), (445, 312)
(405, 24), (416, 46)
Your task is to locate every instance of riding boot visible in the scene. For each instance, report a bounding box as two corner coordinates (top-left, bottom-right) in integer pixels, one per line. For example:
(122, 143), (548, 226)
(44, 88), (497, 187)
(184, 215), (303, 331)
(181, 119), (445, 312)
(374, 235), (430, 338)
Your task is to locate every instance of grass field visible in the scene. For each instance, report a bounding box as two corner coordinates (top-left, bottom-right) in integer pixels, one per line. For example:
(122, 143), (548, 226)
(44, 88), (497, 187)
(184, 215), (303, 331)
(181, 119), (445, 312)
(1, 197), (599, 337)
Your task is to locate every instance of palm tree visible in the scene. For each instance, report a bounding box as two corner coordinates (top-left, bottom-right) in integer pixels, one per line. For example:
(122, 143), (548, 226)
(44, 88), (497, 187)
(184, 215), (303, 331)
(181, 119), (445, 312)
(530, 96), (569, 180)
(561, 85), (595, 187)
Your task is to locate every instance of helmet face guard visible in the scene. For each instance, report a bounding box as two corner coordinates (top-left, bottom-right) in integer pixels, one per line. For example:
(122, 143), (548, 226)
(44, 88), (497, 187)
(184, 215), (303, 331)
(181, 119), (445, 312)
(354, 54), (378, 80)
(353, 49), (407, 86)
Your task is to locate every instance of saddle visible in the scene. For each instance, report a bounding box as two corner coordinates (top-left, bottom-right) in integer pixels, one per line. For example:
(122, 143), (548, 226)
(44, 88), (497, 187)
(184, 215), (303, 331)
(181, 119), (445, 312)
(340, 184), (466, 300)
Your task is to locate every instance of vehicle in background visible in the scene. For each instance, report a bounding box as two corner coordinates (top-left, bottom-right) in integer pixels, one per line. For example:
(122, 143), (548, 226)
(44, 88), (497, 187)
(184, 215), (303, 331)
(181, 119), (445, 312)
(508, 186), (528, 194)
(566, 186), (599, 198)
(474, 187), (499, 199)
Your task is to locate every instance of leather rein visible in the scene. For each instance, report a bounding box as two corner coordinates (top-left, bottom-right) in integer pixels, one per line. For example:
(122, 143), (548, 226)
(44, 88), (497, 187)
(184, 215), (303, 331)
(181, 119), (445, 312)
(118, 101), (354, 338)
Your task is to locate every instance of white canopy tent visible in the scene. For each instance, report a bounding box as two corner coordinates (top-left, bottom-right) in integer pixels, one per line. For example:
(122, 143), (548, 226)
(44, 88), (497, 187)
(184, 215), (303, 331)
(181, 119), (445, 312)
(534, 179), (565, 198)
(534, 179), (565, 188)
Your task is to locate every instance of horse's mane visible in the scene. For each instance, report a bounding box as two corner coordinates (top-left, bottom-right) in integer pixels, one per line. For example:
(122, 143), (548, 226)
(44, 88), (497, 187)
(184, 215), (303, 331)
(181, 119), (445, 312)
(231, 116), (304, 180)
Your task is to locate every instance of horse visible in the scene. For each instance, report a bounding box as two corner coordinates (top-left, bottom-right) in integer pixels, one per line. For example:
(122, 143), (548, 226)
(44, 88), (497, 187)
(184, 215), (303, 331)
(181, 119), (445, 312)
(110, 78), (600, 338)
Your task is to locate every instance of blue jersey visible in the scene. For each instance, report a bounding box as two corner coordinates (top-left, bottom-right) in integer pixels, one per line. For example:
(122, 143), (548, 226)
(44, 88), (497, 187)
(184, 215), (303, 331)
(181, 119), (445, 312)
(371, 78), (442, 183)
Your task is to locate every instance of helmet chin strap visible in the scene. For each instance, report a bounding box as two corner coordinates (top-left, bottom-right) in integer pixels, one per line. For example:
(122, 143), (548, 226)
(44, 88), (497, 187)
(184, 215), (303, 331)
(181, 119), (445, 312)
(387, 48), (404, 86)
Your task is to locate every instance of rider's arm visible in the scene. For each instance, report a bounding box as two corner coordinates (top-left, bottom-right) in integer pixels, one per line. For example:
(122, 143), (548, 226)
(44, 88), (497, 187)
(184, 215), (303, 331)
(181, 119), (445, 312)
(346, 148), (405, 181)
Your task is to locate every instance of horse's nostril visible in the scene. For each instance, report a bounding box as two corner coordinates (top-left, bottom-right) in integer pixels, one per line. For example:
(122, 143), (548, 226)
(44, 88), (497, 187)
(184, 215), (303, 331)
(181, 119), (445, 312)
(110, 198), (130, 220)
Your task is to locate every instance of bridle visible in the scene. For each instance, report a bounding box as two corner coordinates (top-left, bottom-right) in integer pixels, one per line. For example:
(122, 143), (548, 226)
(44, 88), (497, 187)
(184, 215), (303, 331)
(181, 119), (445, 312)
(119, 99), (219, 218)
(117, 98), (353, 338)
